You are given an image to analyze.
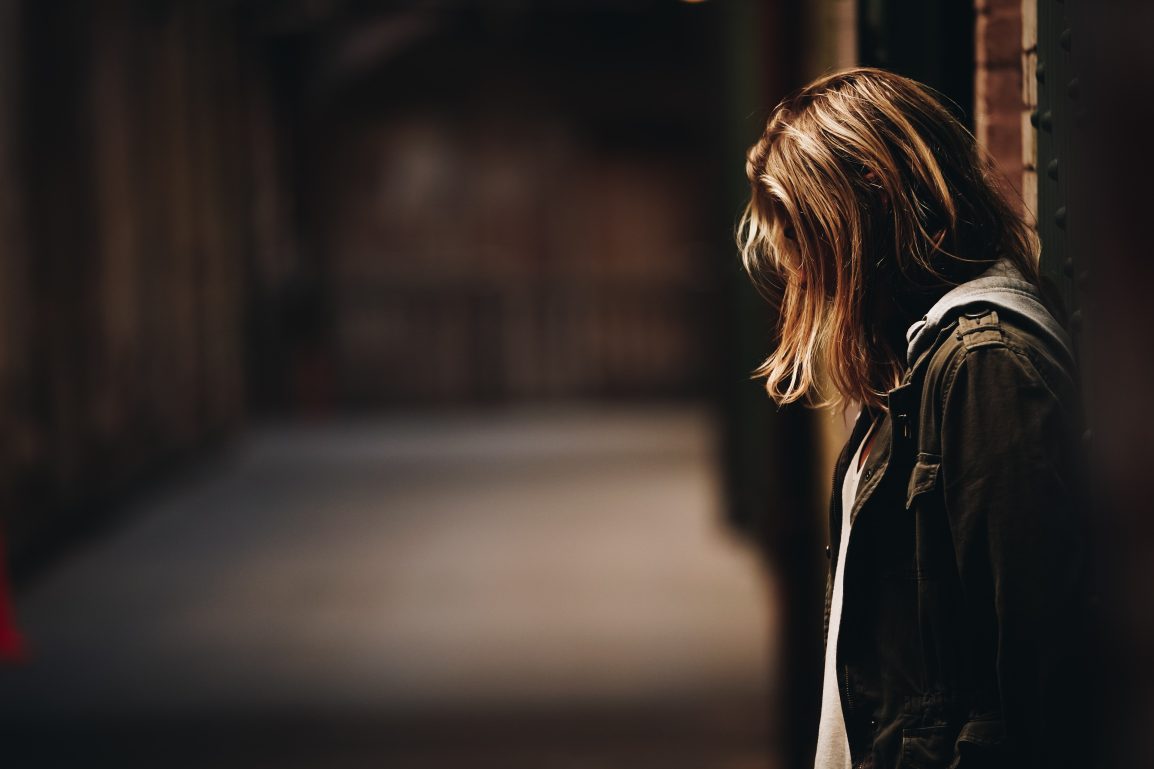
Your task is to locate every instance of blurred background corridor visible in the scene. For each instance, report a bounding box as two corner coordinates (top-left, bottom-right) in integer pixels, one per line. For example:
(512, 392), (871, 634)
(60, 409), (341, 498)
(2, 405), (772, 767)
(2, 0), (1153, 767)
(0, 2), (796, 765)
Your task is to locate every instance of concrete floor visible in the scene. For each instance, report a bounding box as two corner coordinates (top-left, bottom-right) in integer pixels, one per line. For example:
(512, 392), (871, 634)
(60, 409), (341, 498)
(0, 404), (777, 768)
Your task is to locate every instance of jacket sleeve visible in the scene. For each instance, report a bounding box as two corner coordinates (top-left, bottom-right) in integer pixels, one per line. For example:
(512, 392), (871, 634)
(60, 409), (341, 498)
(937, 342), (1092, 768)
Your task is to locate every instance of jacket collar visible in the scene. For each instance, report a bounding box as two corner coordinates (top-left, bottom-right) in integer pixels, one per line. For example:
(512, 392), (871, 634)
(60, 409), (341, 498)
(903, 257), (1074, 367)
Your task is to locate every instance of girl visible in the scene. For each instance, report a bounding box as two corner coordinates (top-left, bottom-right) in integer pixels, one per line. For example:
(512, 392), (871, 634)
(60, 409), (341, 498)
(737, 68), (1095, 769)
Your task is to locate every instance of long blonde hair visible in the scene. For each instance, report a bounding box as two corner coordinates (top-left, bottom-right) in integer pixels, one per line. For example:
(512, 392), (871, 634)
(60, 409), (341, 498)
(737, 67), (1039, 412)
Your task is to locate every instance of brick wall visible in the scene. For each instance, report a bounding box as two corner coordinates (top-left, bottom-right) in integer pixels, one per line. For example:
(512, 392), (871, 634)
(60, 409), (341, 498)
(974, 0), (1037, 218)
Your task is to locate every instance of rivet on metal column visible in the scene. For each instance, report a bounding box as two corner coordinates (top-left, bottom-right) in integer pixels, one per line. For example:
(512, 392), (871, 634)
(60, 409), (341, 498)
(1035, 0), (1082, 349)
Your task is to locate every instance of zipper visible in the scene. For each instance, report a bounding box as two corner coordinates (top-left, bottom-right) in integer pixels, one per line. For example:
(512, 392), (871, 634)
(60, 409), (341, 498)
(841, 661), (857, 736)
(843, 663), (868, 769)
(842, 663), (856, 714)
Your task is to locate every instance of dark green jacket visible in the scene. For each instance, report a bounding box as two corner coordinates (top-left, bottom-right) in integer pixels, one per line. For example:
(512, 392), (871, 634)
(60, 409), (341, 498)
(824, 301), (1099, 769)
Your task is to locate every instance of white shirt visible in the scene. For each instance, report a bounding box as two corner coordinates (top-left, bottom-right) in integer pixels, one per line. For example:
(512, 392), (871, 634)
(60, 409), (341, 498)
(814, 415), (877, 769)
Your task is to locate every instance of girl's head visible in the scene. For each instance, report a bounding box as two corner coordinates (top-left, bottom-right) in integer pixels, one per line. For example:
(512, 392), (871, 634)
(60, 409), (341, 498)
(738, 66), (1039, 412)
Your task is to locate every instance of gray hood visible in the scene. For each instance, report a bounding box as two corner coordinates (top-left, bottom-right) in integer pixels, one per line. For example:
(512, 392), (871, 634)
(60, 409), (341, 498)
(904, 258), (1074, 368)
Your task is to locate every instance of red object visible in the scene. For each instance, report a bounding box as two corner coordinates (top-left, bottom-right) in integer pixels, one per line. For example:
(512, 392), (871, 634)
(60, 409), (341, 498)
(0, 524), (25, 663)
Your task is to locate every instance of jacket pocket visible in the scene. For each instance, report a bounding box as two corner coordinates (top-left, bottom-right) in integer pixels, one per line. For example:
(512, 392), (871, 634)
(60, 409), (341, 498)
(947, 716), (1009, 769)
(899, 723), (955, 769)
(905, 455), (941, 510)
